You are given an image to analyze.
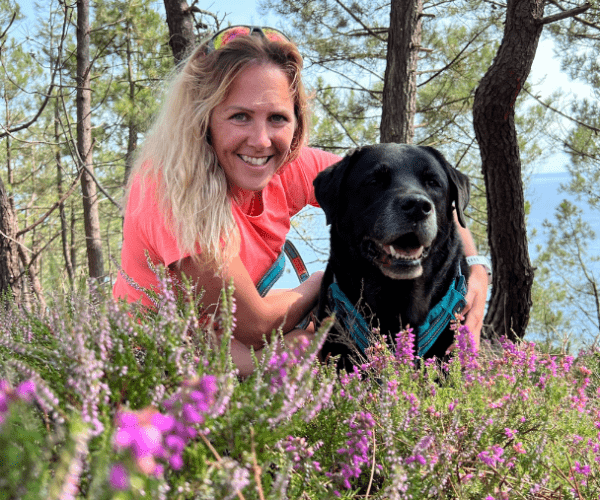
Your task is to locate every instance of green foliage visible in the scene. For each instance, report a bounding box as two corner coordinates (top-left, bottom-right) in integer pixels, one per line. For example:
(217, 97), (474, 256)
(530, 200), (600, 346)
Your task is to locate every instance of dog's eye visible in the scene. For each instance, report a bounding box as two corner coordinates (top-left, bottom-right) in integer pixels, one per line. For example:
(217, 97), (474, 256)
(424, 176), (442, 188)
(365, 166), (391, 187)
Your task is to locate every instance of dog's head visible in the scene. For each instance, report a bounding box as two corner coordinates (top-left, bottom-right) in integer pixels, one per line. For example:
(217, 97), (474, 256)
(314, 144), (470, 280)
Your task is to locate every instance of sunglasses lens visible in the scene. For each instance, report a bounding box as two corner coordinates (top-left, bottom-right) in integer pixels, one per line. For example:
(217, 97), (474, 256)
(261, 28), (290, 43)
(212, 26), (251, 51)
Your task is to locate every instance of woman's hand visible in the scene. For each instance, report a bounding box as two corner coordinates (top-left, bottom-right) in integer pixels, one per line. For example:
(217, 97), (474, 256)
(460, 264), (487, 350)
(454, 212), (487, 350)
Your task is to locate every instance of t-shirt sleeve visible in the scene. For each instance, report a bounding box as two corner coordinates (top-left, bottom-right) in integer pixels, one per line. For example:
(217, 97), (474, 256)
(281, 147), (341, 215)
(127, 175), (188, 269)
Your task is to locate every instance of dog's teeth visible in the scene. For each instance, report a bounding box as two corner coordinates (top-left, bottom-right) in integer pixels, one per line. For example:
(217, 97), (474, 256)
(380, 242), (425, 261)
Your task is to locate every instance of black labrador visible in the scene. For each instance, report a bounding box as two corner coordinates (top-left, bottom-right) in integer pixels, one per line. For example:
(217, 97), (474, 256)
(314, 144), (470, 370)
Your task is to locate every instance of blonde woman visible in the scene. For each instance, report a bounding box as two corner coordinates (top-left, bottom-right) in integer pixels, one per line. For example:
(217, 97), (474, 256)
(114, 27), (488, 376)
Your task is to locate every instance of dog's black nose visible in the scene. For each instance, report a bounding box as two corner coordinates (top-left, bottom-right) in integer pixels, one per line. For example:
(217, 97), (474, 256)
(399, 195), (433, 220)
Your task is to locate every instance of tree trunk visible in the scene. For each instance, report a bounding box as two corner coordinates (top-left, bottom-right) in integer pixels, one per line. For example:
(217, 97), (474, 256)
(380, 0), (423, 144)
(163, 0), (196, 64)
(0, 175), (20, 302)
(472, 0), (544, 341)
(77, 0), (105, 279)
(55, 97), (74, 285)
(124, 21), (137, 185)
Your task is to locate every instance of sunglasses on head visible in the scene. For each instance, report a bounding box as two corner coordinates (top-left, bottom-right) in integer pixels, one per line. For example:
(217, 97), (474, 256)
(204, 25), (291, 54)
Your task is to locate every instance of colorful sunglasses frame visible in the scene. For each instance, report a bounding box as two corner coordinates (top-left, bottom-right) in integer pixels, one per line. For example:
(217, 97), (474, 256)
(204, 25), (291, 54)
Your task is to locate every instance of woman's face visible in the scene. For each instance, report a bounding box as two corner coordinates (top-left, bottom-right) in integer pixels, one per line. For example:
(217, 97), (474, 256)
(209, 63), (297, 199)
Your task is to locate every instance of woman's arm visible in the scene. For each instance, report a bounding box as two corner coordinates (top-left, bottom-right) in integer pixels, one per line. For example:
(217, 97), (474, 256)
(170, 255), (323, 350)
(455, 214), (487, 348)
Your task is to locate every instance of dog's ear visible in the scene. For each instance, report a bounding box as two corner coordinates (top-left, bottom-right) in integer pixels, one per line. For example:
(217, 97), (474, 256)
(314, 148), (361, 225)
(422, 146), (470, 228)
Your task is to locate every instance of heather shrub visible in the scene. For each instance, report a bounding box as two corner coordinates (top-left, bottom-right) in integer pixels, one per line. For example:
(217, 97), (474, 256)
(0, 274), (599, 499)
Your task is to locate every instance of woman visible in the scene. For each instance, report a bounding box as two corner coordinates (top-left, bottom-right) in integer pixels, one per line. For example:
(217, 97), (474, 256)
(114, 26), (487, 376)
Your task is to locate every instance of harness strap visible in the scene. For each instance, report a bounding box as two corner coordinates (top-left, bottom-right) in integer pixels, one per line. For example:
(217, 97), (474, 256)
(283, 240), (310, 283)
(256, 240), (312, 329)
(326, 265), (468, 359)
(256, 240), (310, 297)
(256, 251), (286, 297)
(327, 280), (371, 354)
(416, 266), (467, 357)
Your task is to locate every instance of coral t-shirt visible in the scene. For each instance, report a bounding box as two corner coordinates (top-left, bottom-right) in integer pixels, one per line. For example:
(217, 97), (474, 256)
(113, 147), (340, 307)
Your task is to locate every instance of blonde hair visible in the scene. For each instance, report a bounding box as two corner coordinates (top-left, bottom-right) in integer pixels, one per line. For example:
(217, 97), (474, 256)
(126, 34), (310, 270)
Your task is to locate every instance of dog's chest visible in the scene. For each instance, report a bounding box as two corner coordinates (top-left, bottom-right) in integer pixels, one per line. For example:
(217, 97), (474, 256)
(362, 279), (433, 334)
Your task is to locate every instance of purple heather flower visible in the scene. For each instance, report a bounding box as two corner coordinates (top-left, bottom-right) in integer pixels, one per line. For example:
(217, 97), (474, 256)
(151, 412), (175, 432)
(478, 444), (504, 468)
(395, 327), (416, 365)
(574, 462), (591, 476)
(109, 462), (130, 490)
(169, 453), (184, 470)
(15, 380), (36, 402)
(0, 393), (8, 413)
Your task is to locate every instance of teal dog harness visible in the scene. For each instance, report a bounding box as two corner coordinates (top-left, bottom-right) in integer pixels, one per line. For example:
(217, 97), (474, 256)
(256, 240), (312, 329)
(256, 240), (310, 297)
(327, 265), (468, 358)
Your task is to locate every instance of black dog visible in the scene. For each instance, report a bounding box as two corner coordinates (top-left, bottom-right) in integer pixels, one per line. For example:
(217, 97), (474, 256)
(314, 144), (470, 370)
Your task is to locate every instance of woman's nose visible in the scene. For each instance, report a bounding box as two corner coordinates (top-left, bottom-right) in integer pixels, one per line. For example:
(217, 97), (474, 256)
(247, 121), (272, 149)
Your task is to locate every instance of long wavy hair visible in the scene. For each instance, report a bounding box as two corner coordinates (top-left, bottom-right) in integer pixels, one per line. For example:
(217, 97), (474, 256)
(126, 34), (310, 270)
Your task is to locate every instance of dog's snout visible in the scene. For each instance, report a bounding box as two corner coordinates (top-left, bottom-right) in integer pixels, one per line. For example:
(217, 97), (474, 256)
(399, 195), (433, 220)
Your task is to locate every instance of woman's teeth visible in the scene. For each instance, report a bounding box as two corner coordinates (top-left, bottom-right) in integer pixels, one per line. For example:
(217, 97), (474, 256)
(240, 155), (269, 166)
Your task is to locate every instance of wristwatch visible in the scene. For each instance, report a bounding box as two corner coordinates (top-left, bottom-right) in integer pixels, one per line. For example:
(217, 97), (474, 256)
(466, 255), (492, 285)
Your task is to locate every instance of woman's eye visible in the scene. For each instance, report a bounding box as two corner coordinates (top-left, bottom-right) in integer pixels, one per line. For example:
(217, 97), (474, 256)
(270, 114), (288, 124)
(230, 113), (248, 121)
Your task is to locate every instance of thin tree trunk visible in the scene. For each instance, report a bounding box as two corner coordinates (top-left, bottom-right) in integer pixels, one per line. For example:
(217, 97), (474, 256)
(124, 21), (137, 185)
(0, 174), (20, 302)
(55, 97), (74, 285)
(77, 0), (105, 279)
(472, 0), (544, 340)
(163, 0), (196, 64)
(380, 0), (423, 144)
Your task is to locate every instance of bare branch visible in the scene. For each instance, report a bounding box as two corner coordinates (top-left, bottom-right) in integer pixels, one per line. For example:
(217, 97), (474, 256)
(0, 81), (56, 139)
(418, 25), (489, 87)
(523, 87), (600, 134)
(539, 2), (592, 25)
(16, 169), (83, 238)
(332, 0), (387, 43)
(314, 94), (360, 147)
(0, 11), (17, 45)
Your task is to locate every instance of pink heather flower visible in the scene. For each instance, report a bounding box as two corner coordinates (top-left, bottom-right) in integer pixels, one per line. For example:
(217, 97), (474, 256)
(116, 411), (140, 428)
(478, 444), (504, 468)
(15, 380), (36, 402)
(574, 462), (591, 476)
(109, 462), (130, 490)
(150, 412), (175, 432)
(504, 428), (517, 439)
(169, 453), (184, 470)
(395, 327), (416, 365)
(513, 442), (526, 454)
(405, 454), (427, 466)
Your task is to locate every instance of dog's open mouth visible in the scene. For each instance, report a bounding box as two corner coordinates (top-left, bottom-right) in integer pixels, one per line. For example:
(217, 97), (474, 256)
(364, 233), (430, 279)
